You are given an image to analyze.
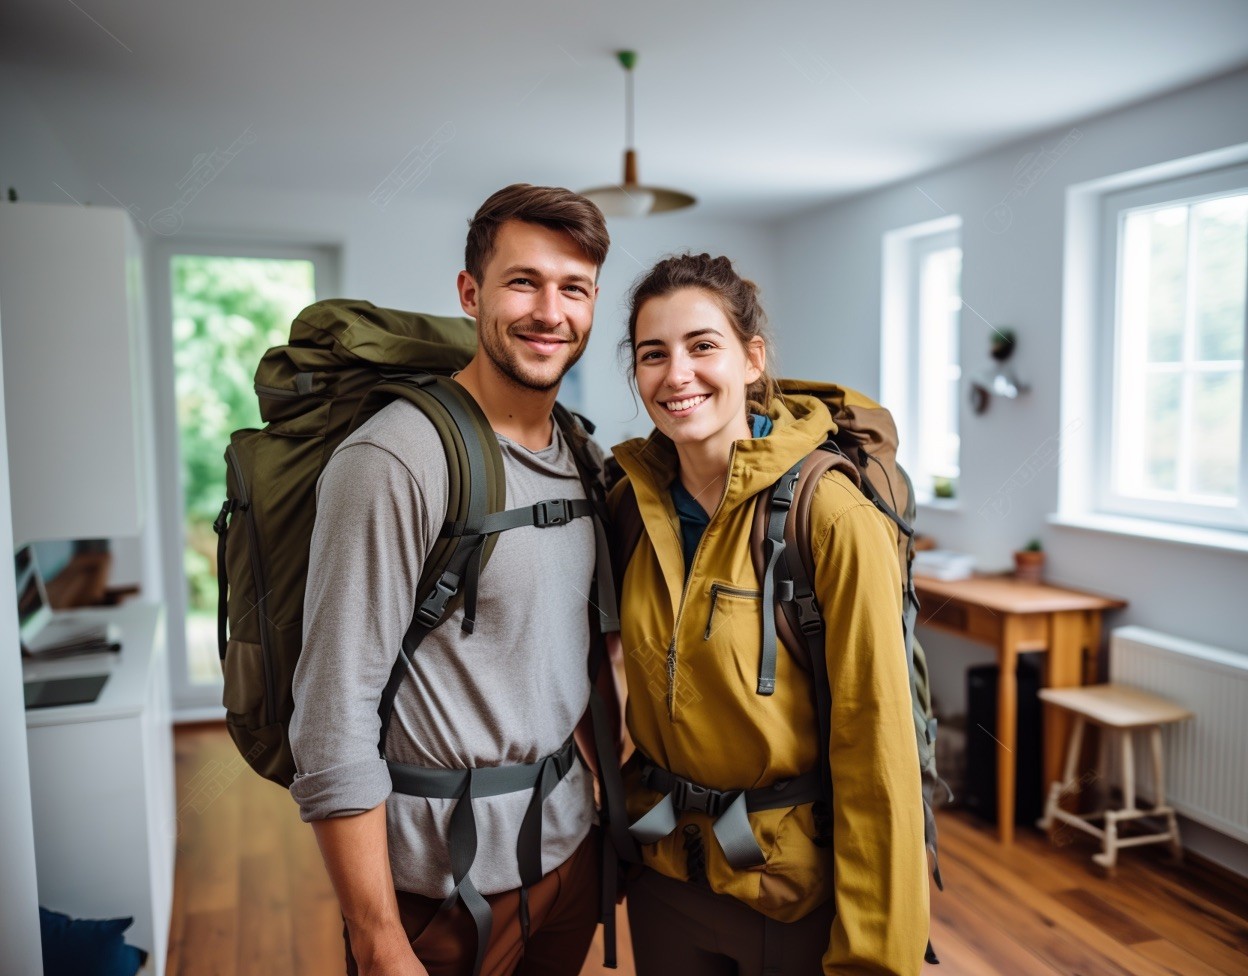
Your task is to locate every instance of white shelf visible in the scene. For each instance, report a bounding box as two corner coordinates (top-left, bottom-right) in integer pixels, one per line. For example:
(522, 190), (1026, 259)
(24, 602), (174, 974)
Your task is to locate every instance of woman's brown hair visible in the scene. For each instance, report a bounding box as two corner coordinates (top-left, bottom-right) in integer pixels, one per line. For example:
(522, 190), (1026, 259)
(622, 252), (777, 409)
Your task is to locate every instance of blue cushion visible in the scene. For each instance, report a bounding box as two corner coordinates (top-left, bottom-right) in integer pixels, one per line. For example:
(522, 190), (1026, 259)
(39, 907), (148, 976)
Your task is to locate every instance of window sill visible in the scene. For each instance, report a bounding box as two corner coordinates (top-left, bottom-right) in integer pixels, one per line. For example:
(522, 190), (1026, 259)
(917, 497), (962, 514)
(1048, 512), (1248, 555)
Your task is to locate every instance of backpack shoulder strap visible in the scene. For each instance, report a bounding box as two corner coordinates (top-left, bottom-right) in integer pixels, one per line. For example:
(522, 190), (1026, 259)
(611, 478), (644, 604)
(364, 375), (504, 635)
(748, 441), (862, 845)
(364, 374), (503, 749)
(749, 442), (860, 672)
(552, 403), (619, 636)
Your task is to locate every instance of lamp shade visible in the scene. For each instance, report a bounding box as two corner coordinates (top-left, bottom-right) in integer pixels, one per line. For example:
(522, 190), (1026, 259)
(581, 185), (657, 218)
(580, 54), (695, 217)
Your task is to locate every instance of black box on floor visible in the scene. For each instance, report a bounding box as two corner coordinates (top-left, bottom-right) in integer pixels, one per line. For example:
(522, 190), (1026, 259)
(963, 657), (1045, 826)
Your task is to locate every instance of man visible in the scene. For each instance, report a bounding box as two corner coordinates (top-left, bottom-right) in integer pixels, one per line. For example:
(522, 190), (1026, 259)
(288, 184), (614, 976)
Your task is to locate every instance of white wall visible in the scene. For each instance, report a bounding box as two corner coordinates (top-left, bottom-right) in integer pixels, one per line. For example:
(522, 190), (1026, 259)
(771, 67), (1248, 872)
(0, 65), (89, 208)
(0, 314), (46, 974)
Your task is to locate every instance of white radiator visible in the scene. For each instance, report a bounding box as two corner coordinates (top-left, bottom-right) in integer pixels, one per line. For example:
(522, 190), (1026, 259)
(1110, 626), (1248, 844)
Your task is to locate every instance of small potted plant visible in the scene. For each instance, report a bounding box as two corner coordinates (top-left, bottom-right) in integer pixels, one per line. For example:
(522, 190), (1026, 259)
(932, 475), (957, 500)
(1013, 538), (1045, 583)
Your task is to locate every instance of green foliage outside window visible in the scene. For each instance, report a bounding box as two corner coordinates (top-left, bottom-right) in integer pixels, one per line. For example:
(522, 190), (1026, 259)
(172, 255), (315, 616)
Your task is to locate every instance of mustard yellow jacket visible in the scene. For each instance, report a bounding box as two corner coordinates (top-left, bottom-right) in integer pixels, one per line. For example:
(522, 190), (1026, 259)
(610, 393), (929, 976)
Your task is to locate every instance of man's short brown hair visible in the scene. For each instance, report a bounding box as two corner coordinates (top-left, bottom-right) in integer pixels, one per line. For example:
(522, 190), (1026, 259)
(465, 184), (610, 283)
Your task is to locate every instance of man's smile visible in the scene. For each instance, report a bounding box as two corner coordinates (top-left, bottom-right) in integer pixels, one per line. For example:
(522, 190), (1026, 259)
(514, 331), (572, 355)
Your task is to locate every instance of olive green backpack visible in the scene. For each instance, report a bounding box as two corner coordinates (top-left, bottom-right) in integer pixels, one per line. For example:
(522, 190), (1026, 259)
(213, 298), (618, 789)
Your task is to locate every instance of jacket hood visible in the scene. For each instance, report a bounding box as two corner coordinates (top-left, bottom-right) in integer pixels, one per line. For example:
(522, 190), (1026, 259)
(613, 392), (836, 513)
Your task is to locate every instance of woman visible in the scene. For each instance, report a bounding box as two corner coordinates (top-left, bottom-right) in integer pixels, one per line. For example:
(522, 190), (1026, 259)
(609, 253), (929, 975)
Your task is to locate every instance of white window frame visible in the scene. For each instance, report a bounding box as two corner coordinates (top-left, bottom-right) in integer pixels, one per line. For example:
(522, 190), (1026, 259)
(149, 238), (339, 717)
(1057, 143), (1248, 554)
(1096, 164), (1248, 533)
(881, 215), (963, 506)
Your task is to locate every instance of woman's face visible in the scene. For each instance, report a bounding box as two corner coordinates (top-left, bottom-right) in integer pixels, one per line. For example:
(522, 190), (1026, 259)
(633, 287), (765, 452)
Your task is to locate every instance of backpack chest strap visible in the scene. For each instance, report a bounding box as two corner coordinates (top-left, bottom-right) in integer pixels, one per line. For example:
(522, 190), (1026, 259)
(629, 757), (821, 870)
(419, 497), (597, 639)
(440, 496), (595, 537)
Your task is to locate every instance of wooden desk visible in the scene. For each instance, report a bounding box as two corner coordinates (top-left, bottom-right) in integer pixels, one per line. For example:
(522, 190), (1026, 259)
(913, 574), (1126, 844)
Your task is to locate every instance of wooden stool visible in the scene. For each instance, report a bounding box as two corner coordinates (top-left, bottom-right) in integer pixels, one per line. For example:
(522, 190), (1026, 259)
(1036, 684), (1192, 871)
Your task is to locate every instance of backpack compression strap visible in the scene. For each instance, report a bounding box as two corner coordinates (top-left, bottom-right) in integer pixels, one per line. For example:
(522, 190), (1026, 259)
(212, 498), (238, 662)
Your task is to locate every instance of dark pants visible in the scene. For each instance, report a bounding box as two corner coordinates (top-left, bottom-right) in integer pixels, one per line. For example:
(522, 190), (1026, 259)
(345, 829), (600, 976)
(627, 868), (836, 976)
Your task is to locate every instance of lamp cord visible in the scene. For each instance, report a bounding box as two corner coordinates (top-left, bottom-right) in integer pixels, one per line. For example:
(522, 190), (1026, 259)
(625, 65), (635, 149)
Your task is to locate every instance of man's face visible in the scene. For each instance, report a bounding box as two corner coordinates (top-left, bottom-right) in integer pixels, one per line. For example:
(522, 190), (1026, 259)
(458, 220), (599, 393)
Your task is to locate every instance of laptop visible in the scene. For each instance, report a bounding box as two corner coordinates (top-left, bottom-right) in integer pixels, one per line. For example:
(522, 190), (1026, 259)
(15, 544), (118, 654)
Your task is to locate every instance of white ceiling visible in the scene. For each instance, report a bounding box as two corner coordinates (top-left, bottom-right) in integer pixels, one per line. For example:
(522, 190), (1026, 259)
(3, 0), (1247, 220)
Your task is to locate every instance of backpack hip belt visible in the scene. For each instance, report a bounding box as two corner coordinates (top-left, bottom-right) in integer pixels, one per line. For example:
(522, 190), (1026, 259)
(387, 736), (579, 976)
(629, 755), (822, 870)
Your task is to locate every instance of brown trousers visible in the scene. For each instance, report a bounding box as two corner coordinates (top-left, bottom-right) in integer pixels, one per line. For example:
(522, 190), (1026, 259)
(626, 868), (836, 976)
(344, 829), (601, 976)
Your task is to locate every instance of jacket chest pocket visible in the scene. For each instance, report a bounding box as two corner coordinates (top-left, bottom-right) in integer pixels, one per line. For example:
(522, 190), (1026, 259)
(703, 582), (763, 641)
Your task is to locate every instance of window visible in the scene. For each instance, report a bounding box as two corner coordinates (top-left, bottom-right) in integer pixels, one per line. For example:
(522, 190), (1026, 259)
(882, 217), (963, 503)
(150, 239), (338, 714)
(171, 255), (319, 686)
(1099, 165), (1248, 532)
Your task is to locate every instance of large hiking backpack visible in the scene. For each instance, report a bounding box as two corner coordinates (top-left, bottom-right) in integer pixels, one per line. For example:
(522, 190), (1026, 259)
(613, 379), (949, 963)
(214, 298), (618, 788)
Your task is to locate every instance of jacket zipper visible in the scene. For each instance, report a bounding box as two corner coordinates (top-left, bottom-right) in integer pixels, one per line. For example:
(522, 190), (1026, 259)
(226, 443), (277, 726)
(665, 638), (677, 715)
(703, 583), (763, 639)
(665, 443), (741, 718)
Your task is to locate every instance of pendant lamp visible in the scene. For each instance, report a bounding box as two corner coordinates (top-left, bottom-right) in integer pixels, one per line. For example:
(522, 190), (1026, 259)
(581, 51), (695, 217)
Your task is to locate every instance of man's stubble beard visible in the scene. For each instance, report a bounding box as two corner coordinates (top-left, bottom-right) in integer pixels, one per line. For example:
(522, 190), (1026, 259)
(477, 304), (589, 394)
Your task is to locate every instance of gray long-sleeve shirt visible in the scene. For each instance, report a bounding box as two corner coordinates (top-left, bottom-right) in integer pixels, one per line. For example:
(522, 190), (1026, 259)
(289, 397), (598, 898)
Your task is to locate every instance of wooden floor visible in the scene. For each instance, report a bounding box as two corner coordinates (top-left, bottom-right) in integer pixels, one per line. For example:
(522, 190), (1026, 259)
(167, 723), (1248, 975)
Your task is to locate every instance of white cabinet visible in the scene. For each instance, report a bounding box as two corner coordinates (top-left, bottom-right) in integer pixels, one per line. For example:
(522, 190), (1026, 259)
(24, 603), (174, 973)
(0, 202), (147, 545)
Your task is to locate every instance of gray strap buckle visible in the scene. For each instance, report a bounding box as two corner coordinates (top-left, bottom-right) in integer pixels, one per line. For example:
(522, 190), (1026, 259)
(673, 778), (726, 817)
(533, 498), (570, 527)
(415, 570), (460, 627)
